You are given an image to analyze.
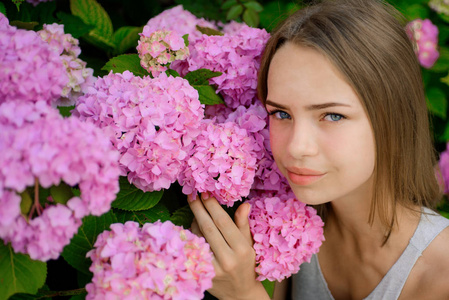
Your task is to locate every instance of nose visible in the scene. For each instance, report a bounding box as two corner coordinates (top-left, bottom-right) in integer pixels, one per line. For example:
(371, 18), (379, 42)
(287, 120), (319, 159)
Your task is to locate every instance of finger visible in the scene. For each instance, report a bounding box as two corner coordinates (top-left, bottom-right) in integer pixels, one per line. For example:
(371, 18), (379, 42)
(234, 202), (253, 246)
(190, 218), (203, 238)
(200, 194), (249, 250)
(188, 195), (232, 260)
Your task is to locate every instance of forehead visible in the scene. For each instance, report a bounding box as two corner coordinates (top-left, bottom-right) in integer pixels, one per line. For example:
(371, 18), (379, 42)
(267, 43), (362, 108)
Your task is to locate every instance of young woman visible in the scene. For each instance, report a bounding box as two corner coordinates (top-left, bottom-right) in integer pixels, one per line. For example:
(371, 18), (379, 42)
(188, 0), (449, 299)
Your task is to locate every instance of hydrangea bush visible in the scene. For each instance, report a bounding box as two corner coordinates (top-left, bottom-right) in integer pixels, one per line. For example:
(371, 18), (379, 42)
(1, 0), (449, 299)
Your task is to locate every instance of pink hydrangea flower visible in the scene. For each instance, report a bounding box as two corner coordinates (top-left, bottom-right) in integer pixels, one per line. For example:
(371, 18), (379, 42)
(142, 5), (217, 43)
(0, 12), (8, 28)
(406, 19), (439, 68)
(173, 22), (270, 108)
(438, 143), (449, 193)
(137, 30), (189, 76)
(178, 119), (257, 206)
(86, 221), (215, 300)
(38, 23), (95, 106)
(0, 102), (120, 261)
(73, 71), (204, 192)
(247, 195), (325, 281)
(0, 25), (68, 106)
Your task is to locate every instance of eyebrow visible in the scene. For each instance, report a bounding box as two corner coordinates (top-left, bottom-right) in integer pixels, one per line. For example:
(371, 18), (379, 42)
(265, 100), (351, 110)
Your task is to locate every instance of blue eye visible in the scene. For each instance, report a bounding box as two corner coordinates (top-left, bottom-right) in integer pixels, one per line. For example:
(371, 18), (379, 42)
(269, 110), (291, 120)
(324, 113), (344, 122)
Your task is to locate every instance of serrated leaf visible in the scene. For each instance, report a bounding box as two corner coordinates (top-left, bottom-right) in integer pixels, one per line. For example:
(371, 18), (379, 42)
(226, 4), (243, 20)
(221, 0), (237, 10)
(102, 54), (150, 77)
(112, 177), (164, 211)
(196, 85), (225, 105)
(170, 205), (194, 228)
(244, 1), (263, 13)
(114, 203), (170, 225)
(112, 26), (143, 55)
(196, 25), (224, 36)
(0, 2), (6, 15)
(0, 242), (47, 300)
(426, 87), (447, 119)
(61, 211), (117, 274)
(70, 0), (115, 51)
(261, 279), (275, 298)
(56, 11), (94, 39)
(243, 8), (259, 27)
(184, 69), (222, 85)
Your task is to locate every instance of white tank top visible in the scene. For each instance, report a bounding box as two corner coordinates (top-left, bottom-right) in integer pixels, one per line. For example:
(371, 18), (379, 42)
(291, 207), (449, 299)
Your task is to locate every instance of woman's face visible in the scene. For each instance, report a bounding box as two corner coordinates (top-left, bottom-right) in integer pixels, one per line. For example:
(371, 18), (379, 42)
(266, 43), (376, 206)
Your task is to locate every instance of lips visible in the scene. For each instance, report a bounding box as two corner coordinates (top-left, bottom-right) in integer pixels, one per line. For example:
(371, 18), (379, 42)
(286, 167), (325, 186)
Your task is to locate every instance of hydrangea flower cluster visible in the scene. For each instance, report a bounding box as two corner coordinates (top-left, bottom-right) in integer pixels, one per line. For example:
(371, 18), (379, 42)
(0, 102), (120, 261)
(73, 71), (204, 192)
(86, 221), (215, 300)
(38, 23), (95, 106)
(438, 143), (449, 193)
(137, 30), (190, 76)
(247, 195), (325, 282)
(0, 12), (8, 28)
(141, 5), (217, 43)
(0, 24), (68, 106)
(174, 23), (270, 108)
(179, 119), (257, 206)
(406, 19), (440, 68)
(429, 0), (449, 16)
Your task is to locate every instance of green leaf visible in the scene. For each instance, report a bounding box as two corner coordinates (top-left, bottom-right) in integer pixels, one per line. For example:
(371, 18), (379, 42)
(56, 12), (95, 39)
(221, 0), (237, 10)
(58, 105), (75, 117)
(261, 279), (275, 298)
(226, 4), (244, 20)
(70, 0), (115, 51)
(102, 54), (150, 77)
(61, 210), (117, 274)
(0, 2), (6, 15)
(402, 4), (428, 20)
(196, 85), (225, 105)
(182, 34), (189, 47)
(166, 69), (181, 77)
(112, 177), (164, 211)
(112, 26), (143, 55)
(19, 190), (32, 215)
(170, 205), (194, 228)
(12, 0), (24, 11)
(114, 203), (170, 225)
(244, 1), (263, 13)
(184, 69), (222, 86)
(426, 87), (447, 119)
(196, 25), (224, 36)
(50, 182), (74, 205)
(0, 242), (47, 300)
(243, 8), (259, 27)
(432, 47), (449, 73)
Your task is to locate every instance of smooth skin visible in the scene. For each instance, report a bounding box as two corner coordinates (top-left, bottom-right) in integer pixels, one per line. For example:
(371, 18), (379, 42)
(189, 43), (449, 299)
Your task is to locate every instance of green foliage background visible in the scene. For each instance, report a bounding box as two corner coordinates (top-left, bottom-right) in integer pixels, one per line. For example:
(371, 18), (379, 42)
(1, 0), (449, 299)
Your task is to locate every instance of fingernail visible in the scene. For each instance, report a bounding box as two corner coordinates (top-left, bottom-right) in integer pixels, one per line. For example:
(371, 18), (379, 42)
(187, 194), (197, 202)
(201, 192), (210, 200)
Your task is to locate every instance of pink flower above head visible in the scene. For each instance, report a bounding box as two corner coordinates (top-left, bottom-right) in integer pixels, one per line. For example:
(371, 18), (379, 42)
(406, 19), (439, 69)
(137, 30), (190, 76)
(86, 221), (215, 300)
(178, 119), (258, 206)
(248, 195), (325, 282)
(73, 71), (204, 192)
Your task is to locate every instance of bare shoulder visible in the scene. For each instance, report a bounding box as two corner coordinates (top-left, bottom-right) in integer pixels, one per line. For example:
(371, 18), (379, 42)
(401, 225), (449, 299)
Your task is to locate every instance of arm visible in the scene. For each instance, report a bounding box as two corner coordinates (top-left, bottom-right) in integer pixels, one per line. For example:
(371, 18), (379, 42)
(188, 194), (271, 300)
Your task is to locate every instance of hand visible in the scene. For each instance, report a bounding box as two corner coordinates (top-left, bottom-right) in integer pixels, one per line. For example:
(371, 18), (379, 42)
(188, 193), (270, 300)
